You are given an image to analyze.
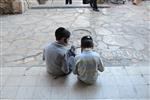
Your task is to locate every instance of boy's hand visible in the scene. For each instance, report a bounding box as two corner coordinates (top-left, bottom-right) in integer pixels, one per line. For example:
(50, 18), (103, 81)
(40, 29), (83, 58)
(68, 45), (76, 57)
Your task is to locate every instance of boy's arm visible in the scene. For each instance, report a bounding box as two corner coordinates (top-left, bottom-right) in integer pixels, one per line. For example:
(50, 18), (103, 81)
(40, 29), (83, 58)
(73, 64), (78, 75)
(73, 58), (79, 75)
(43, 49), (45, 61)
(98, 58), (104, 72)
(73, 62), (77, 75)
(61, 46), (76, 74)
(61, 54), (70, 74)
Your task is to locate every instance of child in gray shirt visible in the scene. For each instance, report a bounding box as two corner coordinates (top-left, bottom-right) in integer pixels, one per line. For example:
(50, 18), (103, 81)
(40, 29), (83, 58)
(43, 27), (75, 77)
(73, 35), (104, 84)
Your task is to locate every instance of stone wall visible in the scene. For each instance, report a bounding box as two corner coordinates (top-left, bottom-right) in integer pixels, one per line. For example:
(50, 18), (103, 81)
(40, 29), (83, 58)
(0, 0), (28, 14)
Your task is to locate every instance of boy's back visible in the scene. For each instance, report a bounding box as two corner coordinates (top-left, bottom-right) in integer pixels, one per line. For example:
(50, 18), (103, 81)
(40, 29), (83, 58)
(73, 49), (104, 84)
(44, 42), (68, 76)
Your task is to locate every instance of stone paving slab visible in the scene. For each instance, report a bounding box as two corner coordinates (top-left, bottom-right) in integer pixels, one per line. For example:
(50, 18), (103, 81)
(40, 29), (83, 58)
(0, 67), (149, 99)
(1, 1), (149, 67)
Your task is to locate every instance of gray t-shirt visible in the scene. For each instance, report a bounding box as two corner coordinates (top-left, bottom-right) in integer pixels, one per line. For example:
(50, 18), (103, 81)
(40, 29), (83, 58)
(43, 42), (71, 76)
(73, 49), (104, 84)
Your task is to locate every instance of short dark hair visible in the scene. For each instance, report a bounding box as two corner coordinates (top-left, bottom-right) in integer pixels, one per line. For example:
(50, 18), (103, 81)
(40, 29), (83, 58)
(81, 35), (94, 48)
(55, 27), (70, 40)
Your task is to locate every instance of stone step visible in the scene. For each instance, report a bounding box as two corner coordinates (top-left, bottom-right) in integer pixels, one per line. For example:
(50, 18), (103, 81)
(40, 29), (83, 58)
(31, 4), (110, 9)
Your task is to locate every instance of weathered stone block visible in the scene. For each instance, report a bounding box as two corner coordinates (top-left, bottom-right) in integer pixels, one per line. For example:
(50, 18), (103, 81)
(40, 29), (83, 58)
(0, 0), (28, 14)
(0, 0), (14, 14)
(13, 0), (29, 14)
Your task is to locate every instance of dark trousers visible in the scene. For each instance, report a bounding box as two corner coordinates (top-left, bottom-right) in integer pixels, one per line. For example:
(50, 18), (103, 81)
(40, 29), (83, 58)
(66, 0), (72, 4)
(90, 0), (98, 9)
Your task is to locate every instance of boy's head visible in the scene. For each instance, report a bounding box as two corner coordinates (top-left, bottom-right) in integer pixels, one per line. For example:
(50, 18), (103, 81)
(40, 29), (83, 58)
(81, 35), (94, 49)
(55, 27), (71, 45)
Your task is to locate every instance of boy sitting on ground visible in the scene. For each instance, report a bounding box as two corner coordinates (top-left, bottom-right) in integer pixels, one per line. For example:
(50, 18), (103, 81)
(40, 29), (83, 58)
(73, 35), (104, 84)
(43, 27), (75, 77)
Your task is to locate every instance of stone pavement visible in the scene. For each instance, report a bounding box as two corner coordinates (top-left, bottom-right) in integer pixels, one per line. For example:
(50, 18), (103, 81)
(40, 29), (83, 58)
(1, 1), (149, 67)
(0, 1), (150, 100)
(0, 66), (149, 100)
